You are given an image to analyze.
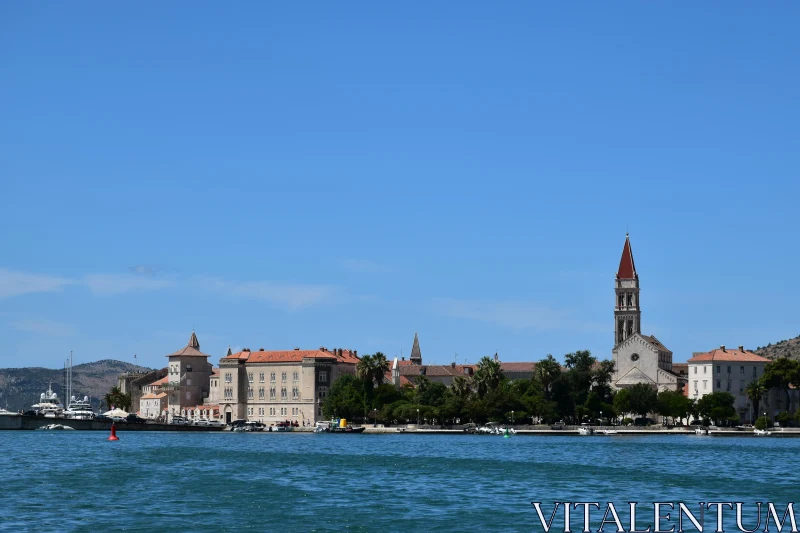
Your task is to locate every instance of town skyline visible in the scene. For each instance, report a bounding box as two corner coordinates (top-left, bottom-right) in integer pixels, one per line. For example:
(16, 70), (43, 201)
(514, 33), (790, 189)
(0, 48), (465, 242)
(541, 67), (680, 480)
(2, 4), (799, 370)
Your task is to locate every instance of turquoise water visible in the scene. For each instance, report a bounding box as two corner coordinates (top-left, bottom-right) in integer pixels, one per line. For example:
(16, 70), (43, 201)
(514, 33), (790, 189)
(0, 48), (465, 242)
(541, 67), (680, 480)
(0, 432), (797, 532)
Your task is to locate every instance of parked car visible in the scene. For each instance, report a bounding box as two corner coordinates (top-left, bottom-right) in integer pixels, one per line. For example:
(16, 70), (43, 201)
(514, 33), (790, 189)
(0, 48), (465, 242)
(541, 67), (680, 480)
(126, 414), (146, 424)
(111, 416), (127, 423)
(170, 416), (190, 425)
(207, 420), (224, 427)
(194, 419), (210, 426)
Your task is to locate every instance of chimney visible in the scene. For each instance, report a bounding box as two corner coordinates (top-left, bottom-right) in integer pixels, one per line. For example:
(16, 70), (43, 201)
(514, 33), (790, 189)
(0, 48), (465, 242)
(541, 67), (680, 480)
(294, 347), (300, 351)
(402, 357), (405, 361)
(720, 345), (726, 352)
(259, 348), (264, 351)
(451, 362), (456, 368)
(353, 350), (357, 357)
(738, 346), (744, 352)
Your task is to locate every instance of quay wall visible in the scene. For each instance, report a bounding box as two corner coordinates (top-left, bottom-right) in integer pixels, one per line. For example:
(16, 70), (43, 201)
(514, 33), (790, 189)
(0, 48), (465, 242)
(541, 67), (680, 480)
(0, 415), (223, 432)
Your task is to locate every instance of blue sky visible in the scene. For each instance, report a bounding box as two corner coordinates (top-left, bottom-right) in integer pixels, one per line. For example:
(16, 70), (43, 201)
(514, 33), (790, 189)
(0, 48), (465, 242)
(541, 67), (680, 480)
(2, 3), (799, 371)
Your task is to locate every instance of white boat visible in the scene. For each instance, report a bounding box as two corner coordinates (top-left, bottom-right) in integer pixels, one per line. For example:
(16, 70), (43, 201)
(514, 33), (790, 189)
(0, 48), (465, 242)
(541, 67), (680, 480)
(600, 429), (618, 435)
(32, 384), (65, 418)
(64, 396), (94, 420)
(36, 424), (75, 430)
(754, 429), (771, 436)
(0, 407), (17, 416)
(695, 427), (709, 435)
(578, 426), (594, 435)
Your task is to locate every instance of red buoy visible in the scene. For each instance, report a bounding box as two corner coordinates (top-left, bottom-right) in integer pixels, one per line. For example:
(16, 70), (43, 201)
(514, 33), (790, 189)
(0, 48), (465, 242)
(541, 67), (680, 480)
(108, 423), (119, 441)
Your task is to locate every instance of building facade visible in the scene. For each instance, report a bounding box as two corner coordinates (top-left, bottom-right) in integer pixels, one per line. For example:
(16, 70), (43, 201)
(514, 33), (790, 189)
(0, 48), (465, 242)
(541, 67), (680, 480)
(611, 234), (684, 392)
(164, 331), (214, 422)
(687, 346), (799, 423)
(217, 347), (360, 426)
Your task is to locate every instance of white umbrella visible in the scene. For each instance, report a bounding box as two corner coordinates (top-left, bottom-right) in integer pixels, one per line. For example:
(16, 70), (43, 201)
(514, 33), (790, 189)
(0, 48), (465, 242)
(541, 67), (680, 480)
(104, 408), (129, 417)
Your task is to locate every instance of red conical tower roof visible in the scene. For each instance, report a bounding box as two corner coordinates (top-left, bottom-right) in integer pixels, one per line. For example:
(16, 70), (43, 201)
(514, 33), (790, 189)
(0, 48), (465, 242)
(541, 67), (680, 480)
(616, 234), (637, 279)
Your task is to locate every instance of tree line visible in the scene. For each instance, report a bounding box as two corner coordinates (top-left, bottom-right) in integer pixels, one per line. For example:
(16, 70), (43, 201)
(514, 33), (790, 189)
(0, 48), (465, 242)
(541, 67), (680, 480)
(322, 351), (800, 428)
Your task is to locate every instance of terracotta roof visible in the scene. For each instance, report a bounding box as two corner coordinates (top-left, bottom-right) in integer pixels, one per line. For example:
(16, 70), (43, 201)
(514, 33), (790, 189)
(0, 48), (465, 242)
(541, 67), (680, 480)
(616, 234), (637, 279)
(211, 367), (220, 377)
(643, 335), (672, 353)
(687, 348), (770, 363)
(500, 362), (536, 373)
(148, 376), (169, 387)
(399, 364), (477, 378)
(141, 392), (167, 399)
(222, 348), (360, 365)
(671, 363), (688, 375)
(167, 331), (210, 358)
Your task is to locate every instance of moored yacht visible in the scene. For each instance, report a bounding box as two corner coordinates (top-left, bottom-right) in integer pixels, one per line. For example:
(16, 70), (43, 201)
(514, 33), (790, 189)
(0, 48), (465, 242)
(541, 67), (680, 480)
(32, 384), (65, 418)
(64, 396), (94, 420)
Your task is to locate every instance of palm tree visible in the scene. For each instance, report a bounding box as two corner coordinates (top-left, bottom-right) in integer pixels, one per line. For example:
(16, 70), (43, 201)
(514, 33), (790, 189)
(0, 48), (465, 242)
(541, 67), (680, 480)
(474, 356), (502, 396)
(451, 376), (471, 399)
(372, 352), (390, 386)
(745, 380), (767, 423)
(356, 355), (375, 383)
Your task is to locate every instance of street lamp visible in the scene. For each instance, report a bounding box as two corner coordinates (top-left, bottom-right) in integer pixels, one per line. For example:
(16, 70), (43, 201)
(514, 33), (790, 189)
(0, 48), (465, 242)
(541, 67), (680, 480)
(417, 408), (420, 426)
(511, 410), (514, 425)
(600, 411), (603, 426)
(372, 408), (377, 426)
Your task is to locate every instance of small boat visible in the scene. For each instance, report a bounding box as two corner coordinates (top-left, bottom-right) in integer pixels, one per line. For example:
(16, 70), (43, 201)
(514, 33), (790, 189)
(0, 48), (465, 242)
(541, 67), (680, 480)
(754, 429), (771, 436)
(600, 430), (618, 435)
(695, 427), (709, 435)
(578, 426), (594, 436)
(319, 418), (365, 433)
(0, 408), (17, 416)
(36, 424), (75, 430)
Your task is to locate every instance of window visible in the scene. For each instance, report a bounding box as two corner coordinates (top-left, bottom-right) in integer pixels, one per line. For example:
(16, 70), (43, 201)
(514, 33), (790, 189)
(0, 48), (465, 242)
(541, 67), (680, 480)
(319, 371), (328, 383)
(248, 373), (254, 383)
(259, 373), (265, 383)
(740, 380), (744, 392)
(281, 372), (287, 383)
(694, 367), (697, 374)
(717, 365), (720, 374)
(259, 387), (265, 400)
(270, 373), (276, 383)
(292, 387), (299, 400)
(716, 380), (720, 389)
(248, 387), (254, 399)
(186, 365), (192, 372)
(693, 381), (698, 391)
(703, 380), (707, 390)
(281, 387), (287, 400)
(753, 367), (757, 378)
(270, 387), (276, 400)
(703, 366), (707, 374)
(740, 366), (744, 375)
(225, 373), (232, 383)
(726, 381), (731, 391)
(727, 366), (731, 374)
(293, 371), (299, 382)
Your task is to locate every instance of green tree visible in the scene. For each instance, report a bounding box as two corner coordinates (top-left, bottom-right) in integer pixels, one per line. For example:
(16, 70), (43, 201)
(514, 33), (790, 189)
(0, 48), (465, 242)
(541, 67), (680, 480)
(613, 389), (631, 419)
(696, 392), (736, 426)
(474, 356), (503, 397)
(103, 386), (132, 411)
(534, 355), (561, 401)
(745, 380), (767, 423)
(451, 376), (471, 399)
(356, 355), (375, 382)
(762, 358), (800, 414)
(322, 374), (368, 421)
(628, 383), (658, 419)
(372, 352), (391, 386)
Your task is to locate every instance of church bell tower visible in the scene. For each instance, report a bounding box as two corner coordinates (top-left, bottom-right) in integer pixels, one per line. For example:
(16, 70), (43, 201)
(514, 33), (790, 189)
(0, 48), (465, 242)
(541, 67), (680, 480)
(614, 234), (641, 346)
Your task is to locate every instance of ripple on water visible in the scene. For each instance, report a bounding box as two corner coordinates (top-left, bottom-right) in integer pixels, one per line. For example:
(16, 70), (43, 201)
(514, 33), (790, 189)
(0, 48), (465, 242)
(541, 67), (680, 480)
(0, 432), (797, 533)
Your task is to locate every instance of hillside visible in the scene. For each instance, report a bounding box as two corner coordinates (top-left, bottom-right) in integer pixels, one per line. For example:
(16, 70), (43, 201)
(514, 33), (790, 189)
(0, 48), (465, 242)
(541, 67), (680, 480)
(754, 335), (800, 361)
(0, 359), (154, 412)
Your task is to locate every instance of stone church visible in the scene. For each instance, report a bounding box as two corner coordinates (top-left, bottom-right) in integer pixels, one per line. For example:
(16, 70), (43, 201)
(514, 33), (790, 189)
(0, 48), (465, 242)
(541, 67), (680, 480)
(611, 234), (685, 392)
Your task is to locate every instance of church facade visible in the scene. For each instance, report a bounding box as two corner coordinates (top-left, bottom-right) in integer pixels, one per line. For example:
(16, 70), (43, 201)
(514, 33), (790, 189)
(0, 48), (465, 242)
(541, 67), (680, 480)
(611, 235), (685, 392)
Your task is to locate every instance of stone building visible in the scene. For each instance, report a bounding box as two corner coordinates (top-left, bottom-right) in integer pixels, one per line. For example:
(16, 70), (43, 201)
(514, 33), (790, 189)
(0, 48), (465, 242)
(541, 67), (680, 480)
(611, 234), (685, 392)
(140, 392), (167, 420)
(118, 367), (168, 414)
(164, 331), (214, 422)
(217, 346), (360, 426)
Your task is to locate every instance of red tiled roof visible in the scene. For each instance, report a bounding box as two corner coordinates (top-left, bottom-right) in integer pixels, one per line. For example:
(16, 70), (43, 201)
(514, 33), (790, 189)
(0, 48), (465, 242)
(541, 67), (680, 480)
(687, 348), (769, 363)
(148, 376), (169, 387)
(142, 392), (167, 399)
(616, 234), (637, 279)
(223, 348), (360, 365)
(500, 362), (536, 372)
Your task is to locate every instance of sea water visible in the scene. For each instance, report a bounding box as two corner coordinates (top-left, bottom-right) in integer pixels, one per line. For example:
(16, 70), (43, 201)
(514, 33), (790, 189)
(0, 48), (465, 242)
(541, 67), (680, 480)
(0, 432), (796, 532)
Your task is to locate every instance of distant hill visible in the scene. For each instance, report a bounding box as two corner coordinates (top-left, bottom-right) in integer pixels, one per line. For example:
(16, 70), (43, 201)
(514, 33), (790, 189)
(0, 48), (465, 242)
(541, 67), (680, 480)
(0, 359), (154, 412)
(754, 335), (800, 361)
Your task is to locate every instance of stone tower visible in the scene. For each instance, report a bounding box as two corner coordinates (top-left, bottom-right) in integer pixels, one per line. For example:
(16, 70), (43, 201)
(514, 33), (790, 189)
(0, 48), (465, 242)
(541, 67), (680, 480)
(614, 234), (641, 346)
(410, 332), (422, 365)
